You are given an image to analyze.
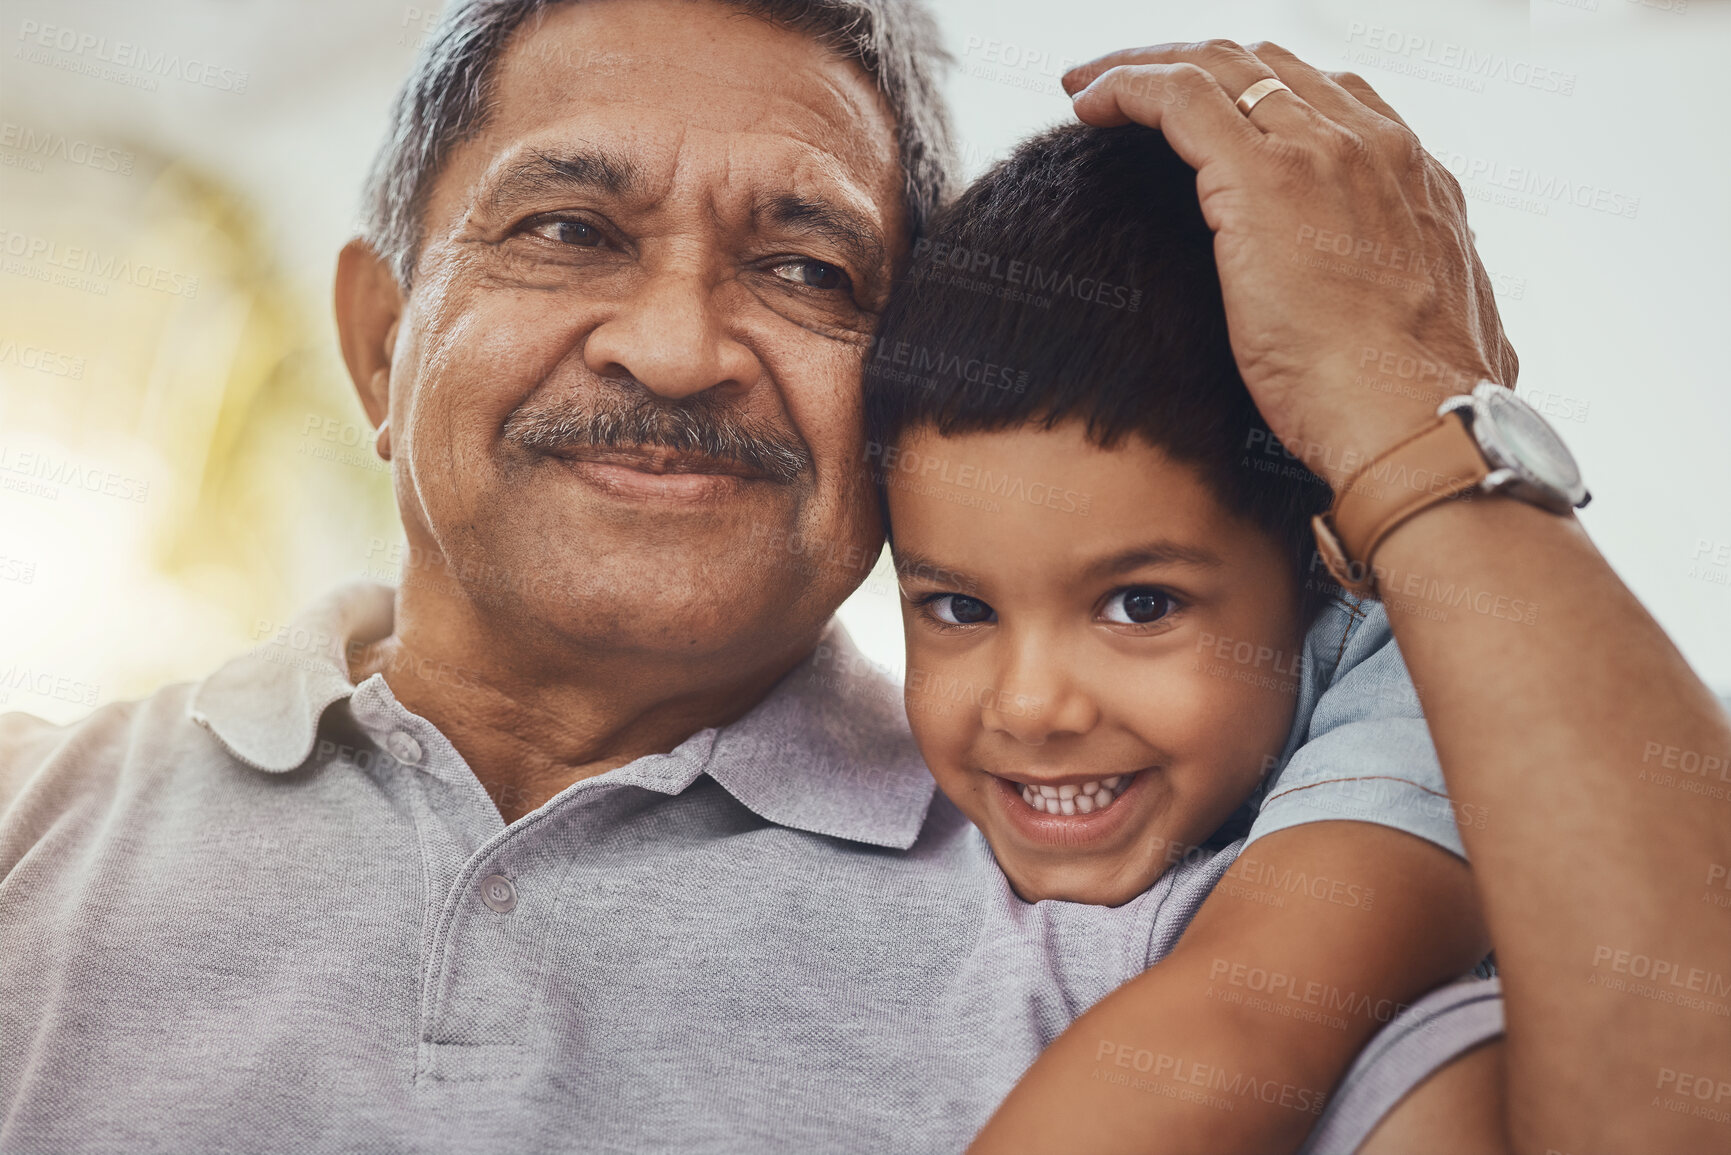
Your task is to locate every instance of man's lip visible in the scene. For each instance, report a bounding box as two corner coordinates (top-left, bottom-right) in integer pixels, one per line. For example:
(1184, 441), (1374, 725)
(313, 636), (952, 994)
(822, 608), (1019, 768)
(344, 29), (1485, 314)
(545, 446), (769, 479)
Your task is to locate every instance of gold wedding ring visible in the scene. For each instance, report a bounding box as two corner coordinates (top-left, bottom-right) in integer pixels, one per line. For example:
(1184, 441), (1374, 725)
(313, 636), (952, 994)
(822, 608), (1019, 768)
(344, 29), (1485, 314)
(1235, 77), (1292, 116)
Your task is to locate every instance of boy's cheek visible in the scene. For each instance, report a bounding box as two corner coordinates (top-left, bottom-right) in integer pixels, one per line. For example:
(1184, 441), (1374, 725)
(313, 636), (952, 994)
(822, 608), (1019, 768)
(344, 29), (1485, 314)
(1158, 636), (1301, 794)
(902, 674), (976, 778)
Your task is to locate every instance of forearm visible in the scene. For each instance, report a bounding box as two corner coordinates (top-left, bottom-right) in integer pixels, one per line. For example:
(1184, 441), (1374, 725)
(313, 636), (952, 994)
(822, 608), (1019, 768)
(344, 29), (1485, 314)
(970, 824), (1487, 1155)
(1374, 495), (1731, 1151)
(970, 958), (1330, 1155)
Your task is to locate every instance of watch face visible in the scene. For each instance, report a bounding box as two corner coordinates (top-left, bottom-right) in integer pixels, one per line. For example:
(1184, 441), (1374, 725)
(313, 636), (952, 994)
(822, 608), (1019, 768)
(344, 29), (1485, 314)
(1479, 387), (1584, 498)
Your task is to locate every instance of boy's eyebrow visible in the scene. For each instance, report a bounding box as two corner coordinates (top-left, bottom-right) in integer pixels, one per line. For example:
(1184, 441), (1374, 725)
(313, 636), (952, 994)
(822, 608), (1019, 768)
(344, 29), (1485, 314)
(892, 541), (1220, 588)
(1084, 541), (1225, 579)
(892, 548), (976, 588)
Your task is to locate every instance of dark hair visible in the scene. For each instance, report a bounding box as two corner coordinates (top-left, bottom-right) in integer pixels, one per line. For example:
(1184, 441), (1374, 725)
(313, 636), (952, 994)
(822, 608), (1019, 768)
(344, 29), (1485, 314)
(864, 123), (1335, 620)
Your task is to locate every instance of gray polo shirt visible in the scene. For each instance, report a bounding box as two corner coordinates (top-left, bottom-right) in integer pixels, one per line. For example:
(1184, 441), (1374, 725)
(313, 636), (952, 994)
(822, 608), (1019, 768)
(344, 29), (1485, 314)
(0, 583), (1487, 1153)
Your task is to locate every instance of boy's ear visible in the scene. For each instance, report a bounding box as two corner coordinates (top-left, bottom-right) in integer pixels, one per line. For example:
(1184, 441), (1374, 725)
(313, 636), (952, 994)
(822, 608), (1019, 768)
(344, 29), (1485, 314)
(334, 238), (403, 431)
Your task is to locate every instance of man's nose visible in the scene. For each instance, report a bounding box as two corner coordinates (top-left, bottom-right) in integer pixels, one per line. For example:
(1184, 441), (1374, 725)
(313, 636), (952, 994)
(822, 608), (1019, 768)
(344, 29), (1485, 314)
(582, 266), (760, 401)
(981, 633), (1099, 746)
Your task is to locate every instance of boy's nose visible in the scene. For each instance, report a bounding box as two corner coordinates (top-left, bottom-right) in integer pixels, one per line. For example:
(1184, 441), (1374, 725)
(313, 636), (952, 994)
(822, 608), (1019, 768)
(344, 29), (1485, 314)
(981, 635), (1099, 745)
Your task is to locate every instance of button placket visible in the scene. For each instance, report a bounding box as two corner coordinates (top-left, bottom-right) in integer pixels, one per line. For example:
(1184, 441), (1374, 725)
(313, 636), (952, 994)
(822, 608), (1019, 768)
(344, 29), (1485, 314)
(418, 809), (604, 1084)
(418, 859), (530, 1079)
(386, 730), (424, 767)
(478, 873), (517, 913)
(416, 770), (667, 1085)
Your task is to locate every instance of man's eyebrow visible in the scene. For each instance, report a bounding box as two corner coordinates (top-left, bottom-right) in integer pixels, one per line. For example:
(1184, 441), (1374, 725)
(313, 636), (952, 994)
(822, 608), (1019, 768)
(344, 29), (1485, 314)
(483, 147), (643, 211)
(1085, 541), (1226, 580)
(753, 192), (887, 275)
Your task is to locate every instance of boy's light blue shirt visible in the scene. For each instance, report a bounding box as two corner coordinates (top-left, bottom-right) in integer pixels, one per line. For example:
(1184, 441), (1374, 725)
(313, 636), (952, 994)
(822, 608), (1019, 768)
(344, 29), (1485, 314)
(0, 583), (1464, 1153)
(1244, 595), (1471, 860)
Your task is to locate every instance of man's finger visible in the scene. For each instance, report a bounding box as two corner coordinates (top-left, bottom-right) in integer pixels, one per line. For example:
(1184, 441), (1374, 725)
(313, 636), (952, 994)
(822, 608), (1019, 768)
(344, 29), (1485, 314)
(1062, 44), (1172, 96)
(1070, 41), (1324, 137)
(1246, 42), (1377, 125)
(1324, 71), (1411, 130)
(1241, 42), (1407, 133)
(1070, 62), (1262, 174)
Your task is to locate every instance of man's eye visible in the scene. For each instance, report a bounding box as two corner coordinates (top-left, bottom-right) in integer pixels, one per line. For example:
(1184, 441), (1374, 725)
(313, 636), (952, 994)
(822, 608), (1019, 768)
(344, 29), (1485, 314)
(1100, 587), (1175, 625)
(928, 594), (995, 626)
(772, 258), (850, 291)
(531, 219), (605, 247)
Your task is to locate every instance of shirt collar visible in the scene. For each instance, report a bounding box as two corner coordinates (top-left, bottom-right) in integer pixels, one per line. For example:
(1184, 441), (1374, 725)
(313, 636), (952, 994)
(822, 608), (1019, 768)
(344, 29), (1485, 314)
(703, 626), (936, 850)
(190, 583), (935, 850)
(190, 581), (393, 773)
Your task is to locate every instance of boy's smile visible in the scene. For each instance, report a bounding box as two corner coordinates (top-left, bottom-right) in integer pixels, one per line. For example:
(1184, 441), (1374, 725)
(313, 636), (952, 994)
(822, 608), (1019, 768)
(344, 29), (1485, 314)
(888, 421), (1308, 906)
(1008, 771), (1131, 816)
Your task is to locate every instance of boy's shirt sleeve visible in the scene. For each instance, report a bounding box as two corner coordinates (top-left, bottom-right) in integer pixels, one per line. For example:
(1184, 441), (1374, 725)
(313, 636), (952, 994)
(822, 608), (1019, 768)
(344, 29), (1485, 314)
(1240, 597), (1477, 860)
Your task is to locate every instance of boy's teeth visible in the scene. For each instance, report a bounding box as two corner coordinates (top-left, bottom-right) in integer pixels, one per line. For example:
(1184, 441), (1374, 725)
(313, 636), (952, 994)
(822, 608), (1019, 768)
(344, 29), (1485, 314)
(1017, 774), (1131, 815)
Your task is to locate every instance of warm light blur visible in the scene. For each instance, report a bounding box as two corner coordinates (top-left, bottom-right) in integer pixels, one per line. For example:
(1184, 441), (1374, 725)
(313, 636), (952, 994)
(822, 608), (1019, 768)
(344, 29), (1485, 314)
(2, 0), (1727, 724)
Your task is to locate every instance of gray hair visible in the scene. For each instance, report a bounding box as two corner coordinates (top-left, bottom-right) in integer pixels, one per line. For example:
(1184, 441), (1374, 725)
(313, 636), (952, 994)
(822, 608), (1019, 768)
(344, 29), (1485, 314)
(360, 0), (958, 288)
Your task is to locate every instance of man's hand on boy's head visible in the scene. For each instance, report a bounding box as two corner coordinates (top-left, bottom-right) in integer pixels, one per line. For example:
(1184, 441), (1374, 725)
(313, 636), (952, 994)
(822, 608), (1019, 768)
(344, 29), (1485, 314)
(1060, 40), (1518, 489)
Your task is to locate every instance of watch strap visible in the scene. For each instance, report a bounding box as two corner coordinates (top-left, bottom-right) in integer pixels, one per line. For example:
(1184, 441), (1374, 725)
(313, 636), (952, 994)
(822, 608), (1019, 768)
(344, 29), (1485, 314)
(1312, 413), (1490, 594)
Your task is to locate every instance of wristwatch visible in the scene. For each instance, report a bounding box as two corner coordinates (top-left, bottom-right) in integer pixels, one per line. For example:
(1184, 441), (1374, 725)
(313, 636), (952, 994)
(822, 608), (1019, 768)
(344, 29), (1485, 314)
(1312, 382), (1591, 595)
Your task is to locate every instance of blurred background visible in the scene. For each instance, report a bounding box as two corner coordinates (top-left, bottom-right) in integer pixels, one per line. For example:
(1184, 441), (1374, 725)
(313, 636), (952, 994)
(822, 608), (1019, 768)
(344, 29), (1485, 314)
(2, 0), (1726, 723)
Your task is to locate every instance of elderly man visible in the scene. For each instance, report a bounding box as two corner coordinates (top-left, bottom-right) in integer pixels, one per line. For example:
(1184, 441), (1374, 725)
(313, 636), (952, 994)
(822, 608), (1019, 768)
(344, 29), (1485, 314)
(4, 1), (1727, 1153)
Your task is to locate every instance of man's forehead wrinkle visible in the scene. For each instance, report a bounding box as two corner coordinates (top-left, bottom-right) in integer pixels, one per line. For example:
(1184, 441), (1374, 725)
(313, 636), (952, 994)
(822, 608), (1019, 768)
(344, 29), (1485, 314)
(497, 44), (872, 147)
(796, 62), (899, 170)
(726, 70), (899, 206)
(726, 132), (891, 232)
(483, 3), (901, 232)
(489, 23), (893, 182)
(602, 46), (886, 152)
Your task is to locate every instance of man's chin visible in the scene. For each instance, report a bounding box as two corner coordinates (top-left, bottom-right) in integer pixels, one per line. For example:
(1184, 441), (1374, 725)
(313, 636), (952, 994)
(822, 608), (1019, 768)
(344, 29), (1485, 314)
(463, 551), (841, 657)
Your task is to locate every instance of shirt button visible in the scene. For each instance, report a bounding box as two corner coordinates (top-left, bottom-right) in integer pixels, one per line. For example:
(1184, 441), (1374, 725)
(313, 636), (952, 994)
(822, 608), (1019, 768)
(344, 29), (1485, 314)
(479, 873), (517, 913)
(386, 731), (423, 766)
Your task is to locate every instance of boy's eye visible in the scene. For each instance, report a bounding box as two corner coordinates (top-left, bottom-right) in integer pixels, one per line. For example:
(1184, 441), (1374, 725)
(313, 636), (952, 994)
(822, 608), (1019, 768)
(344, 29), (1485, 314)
(929, 594), (996, 626)
(1100, 587), (1175, 625)
(772, 258), (850, 291)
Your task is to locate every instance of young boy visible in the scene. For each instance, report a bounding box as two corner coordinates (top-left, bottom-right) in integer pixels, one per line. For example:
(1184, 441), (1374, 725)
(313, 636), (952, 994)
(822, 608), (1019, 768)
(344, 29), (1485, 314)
(865, 124), (1501, 1152)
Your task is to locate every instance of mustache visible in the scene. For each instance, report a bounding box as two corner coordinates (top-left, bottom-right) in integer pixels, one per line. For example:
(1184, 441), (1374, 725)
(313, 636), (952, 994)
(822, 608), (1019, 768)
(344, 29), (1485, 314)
(501, 384), (812, 484)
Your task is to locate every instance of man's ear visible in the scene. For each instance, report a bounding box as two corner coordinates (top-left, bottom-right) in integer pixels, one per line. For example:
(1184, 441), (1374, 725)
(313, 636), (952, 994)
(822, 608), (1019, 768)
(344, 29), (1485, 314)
(334, 238), (405, 429)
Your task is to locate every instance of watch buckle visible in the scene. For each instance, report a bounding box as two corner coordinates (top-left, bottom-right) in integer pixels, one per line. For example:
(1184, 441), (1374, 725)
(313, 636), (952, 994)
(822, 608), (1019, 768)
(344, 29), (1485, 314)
(1481, 467), (1519, 495)
(1311, 513), (1377, 596)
